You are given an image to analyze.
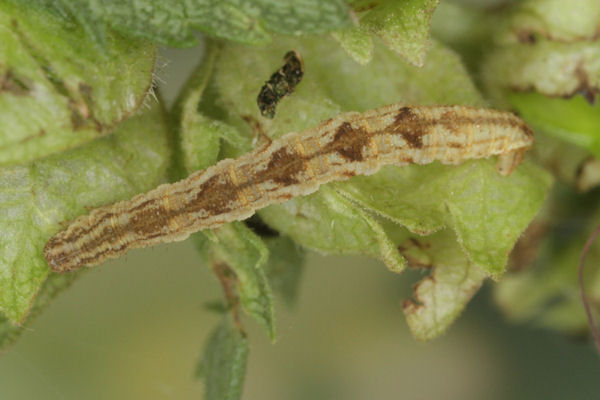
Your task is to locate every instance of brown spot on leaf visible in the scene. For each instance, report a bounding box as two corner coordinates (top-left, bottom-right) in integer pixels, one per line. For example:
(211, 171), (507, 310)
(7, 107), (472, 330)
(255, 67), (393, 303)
(516, 30), (536, 44)
(79, 82), (93, 109)
(69, 102), (88, 130)
(574, 63), (598, 105)
(212, 262), (245, 334)
(1, 69), (30, 95)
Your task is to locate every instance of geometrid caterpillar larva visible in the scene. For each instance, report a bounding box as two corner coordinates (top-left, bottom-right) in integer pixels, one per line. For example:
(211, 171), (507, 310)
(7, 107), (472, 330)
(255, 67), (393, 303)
(44, 103), (534, 272)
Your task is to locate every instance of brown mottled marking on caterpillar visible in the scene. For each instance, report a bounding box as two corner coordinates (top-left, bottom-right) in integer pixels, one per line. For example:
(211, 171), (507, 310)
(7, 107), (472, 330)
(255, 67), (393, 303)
(192, 174), (237, 214)
(44, 104), (534, 273)
(329, 121), (370, 161)
(439, 110), (462, 135)
(266, 147), (305, 186)
(392, 107), (424, 148)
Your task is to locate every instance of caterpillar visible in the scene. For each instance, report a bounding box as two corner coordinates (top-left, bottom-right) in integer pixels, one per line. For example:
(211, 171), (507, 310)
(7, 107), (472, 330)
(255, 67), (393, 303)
(44, 103), (534, 272)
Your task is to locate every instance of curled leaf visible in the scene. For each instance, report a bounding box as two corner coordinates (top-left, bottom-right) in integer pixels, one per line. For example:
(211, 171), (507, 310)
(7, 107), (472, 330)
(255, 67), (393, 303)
(400, 229), (488, 341)
(335, 160), (552, 276)
(193, 223), (276, 340)
(259, 186), (406, 273)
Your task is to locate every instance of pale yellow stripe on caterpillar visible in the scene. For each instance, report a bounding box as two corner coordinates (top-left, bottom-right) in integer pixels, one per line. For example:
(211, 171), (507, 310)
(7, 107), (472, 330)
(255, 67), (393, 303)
(228, 164), (250, 208)
(294, 139), (315, 179)
(44, 103), (534, 273)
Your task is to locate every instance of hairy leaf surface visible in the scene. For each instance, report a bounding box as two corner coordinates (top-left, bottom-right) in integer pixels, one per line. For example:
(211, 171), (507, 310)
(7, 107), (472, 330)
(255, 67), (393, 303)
(14, 0), (352, 47)
(336, 0), (440, 66)
(0, 2), (155, 165)
(197, 316), (249, 400)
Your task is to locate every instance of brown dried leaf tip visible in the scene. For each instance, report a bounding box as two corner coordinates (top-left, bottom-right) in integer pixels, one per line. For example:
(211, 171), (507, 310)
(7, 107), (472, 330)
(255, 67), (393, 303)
(257, 50), (304, 119)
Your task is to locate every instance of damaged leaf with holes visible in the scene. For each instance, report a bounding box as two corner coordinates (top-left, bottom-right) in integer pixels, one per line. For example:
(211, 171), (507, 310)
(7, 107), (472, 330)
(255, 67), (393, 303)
(0, 2), (156, 166)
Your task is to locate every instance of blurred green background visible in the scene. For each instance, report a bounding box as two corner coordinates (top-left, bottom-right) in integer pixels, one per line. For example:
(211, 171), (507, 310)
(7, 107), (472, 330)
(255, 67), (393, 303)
(1, 45), (599, 400)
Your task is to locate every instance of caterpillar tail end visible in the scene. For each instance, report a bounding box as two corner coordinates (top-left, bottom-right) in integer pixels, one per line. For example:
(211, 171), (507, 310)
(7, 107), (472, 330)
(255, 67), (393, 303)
(495, 148), (527, 176)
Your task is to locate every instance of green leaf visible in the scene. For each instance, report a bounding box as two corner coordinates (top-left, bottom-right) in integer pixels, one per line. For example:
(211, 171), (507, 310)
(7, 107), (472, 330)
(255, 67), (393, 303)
(192, 222), (276, 340)
(335, 160), (552, 276)
(197, 316), (249, 400)
(525, 131), (593, 190)
(336, 0), (440, 66)
(169, 44), (251, 181)
(429, 2), (495, 71)
(312, 40), (488, 112)
(170, 45), (222, 180)
(399, 229), (489, 341)
(508, 92), (600, 156)
(259, 186), (406, 273)
(502, 0), (600, 43)
(0, 271), (80, 350)
(331, 27), (374, 66)
(0, 103), (170, 324)
(0, 2), (156, 166)
(17, 0), (352, 48)
(262, 235), (306, 308)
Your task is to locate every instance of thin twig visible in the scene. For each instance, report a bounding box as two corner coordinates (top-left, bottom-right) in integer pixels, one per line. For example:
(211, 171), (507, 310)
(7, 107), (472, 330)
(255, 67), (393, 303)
(578, 222), (600, 354)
